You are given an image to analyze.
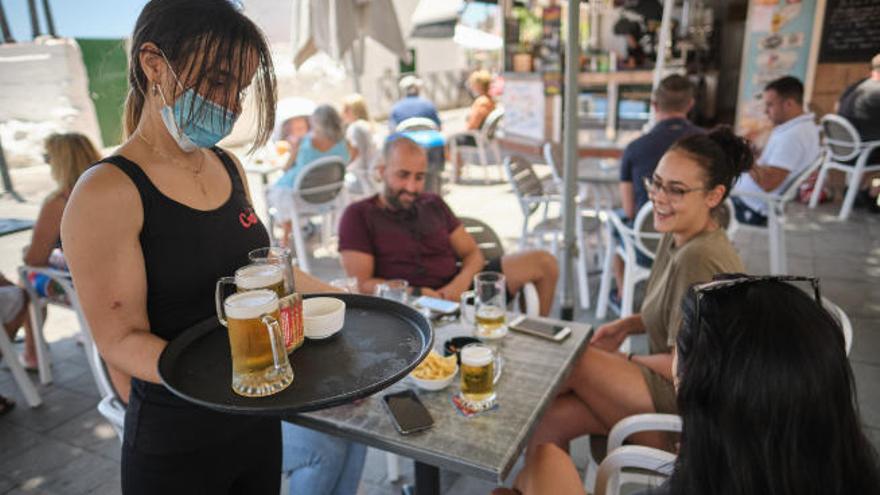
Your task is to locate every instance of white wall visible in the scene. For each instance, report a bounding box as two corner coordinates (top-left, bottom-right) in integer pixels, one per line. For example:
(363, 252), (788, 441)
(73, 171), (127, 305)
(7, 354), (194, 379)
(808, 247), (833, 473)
(0, 38), (103, 168)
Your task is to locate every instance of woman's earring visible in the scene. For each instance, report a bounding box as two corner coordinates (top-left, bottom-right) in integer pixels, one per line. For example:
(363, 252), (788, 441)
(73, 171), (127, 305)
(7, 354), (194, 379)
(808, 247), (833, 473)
(152, 84), (160, 97)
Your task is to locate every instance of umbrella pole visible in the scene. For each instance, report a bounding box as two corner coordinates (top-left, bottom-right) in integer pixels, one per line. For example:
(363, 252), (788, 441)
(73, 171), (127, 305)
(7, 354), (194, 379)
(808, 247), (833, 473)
(560, 0), (581, 321)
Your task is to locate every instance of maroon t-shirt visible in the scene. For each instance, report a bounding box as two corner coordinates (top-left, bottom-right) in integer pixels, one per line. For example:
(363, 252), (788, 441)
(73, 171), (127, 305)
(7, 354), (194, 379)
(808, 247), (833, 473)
(338, 193), (461, 289)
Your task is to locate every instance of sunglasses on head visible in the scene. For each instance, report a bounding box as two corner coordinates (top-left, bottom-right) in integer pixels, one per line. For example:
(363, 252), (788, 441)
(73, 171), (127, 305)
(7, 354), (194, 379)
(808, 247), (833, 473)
(692, 274), (822, 328)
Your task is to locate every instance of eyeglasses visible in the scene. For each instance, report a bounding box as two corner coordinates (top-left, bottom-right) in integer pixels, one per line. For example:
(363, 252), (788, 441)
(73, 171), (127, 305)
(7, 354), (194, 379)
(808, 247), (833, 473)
(692, 274), (822, 328)
(643, 175), (706, 202)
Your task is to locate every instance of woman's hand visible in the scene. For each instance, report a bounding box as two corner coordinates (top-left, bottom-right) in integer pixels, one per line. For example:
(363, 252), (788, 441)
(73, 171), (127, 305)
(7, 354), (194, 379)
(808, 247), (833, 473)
(589, 319), (631, 352)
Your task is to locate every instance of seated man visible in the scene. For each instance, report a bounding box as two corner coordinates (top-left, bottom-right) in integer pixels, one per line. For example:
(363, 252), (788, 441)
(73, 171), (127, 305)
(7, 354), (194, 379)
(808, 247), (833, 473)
(837, 53), (880, 210)
(388, 76), (442, 132)
(733, 76), (820, 225)
(339, 135), (559, 316)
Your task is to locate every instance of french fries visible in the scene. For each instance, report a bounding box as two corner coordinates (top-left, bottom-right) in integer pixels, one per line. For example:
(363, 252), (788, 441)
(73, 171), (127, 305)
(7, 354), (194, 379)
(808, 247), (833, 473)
(411, 350), (457, 380)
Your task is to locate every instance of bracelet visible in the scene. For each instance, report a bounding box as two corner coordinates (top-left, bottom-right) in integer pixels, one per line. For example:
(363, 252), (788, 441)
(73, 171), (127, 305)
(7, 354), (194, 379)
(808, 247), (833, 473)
(411, 287), (422, 297)
(627, 352), (634, 361)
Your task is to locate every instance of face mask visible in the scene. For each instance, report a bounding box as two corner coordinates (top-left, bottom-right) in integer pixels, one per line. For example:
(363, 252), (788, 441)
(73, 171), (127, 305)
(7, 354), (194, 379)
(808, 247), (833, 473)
(156, 59), (239, 152)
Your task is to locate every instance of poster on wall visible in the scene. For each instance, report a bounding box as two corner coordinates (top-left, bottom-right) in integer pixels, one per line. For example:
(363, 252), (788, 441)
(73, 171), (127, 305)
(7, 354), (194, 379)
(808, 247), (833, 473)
(818, 0), (880, 63)
(735, 0), (819, 147)
(540, 5), (562, 96)
(502, 78), (546, 141)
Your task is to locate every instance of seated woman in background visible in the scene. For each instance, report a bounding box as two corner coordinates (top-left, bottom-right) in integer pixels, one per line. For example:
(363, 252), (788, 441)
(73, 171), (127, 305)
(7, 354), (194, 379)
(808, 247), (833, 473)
(525, 127), (751, 458)
(497, 275), (880, 494)
(268, 104), (350, 246)
(452, 70), (495, 182)
(341, 94), (379, 190)
(272, 96), (316, 163)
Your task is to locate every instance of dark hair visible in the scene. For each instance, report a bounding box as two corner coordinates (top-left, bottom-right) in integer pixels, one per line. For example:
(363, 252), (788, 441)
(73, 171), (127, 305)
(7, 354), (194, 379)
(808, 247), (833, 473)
(671, 278), (880, 494)
(123, 0), (276, 152)
(654, 74), (693, 113)
(669, 126), (754, 201)
(764, 75), (804, 105)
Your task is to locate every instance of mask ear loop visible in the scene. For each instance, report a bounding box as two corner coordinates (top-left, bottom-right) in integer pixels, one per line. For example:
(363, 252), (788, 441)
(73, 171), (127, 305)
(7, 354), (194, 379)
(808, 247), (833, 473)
(155, 49), (190, 132)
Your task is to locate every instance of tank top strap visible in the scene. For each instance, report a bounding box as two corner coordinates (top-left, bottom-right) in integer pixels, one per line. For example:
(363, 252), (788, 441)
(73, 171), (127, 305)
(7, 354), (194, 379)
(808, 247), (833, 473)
(209, 147), (247, 196)
(100, 155), (155, 220)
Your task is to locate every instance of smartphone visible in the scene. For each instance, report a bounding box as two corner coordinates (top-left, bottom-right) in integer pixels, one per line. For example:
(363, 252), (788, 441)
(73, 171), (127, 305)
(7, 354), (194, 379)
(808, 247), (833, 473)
(509, 315), (572, 341)
(414, 296), (459, 315)
(382, 390), (434, 435)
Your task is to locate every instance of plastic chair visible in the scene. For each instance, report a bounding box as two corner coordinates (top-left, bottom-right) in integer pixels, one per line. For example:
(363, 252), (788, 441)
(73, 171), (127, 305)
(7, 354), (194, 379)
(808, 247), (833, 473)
(0, 308), (41, 407)
(732, 154), (824, 274)
(503, 155), (597, 309)
(449, 108), (505, 183)
(270, 156), (348, 273)
(459, 216), (540, 317)
(808, 114), (880, 220)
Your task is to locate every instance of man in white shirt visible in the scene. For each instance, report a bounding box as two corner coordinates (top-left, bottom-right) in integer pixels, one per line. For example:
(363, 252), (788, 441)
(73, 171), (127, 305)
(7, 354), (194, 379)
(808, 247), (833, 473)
(733, 76), (820, 225)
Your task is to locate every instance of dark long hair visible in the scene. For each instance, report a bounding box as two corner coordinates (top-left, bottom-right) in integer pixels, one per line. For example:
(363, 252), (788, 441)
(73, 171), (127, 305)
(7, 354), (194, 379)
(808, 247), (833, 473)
(122, 0), (275, 152)
(671, 279), (880, 494)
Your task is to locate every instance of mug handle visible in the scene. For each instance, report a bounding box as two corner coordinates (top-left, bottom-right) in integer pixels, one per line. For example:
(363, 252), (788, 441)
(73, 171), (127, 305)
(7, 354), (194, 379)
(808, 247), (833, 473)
(493, 355), (504, 385)
(261, 314), (289, 372)
(215, 276), (236, 327)
(459, 290), (476, 325)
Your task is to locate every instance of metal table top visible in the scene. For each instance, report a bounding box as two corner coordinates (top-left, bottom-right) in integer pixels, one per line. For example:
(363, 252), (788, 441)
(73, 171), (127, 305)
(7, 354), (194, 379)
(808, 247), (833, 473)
(577, 158), (620, 184)
(287, 313), (594, 483)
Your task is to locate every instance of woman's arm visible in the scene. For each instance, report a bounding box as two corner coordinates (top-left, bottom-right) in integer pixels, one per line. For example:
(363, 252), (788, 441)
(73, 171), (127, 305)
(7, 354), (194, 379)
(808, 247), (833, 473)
(23, 193), (66, 266)
(61, 164), (166, 384)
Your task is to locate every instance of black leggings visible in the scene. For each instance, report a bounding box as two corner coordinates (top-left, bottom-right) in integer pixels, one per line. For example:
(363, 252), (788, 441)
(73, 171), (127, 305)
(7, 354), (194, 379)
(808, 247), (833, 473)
(121, 419), (281, 495)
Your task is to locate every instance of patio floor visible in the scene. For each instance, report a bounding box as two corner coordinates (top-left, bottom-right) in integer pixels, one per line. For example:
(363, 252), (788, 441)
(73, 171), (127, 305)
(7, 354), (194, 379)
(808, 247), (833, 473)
(1, 148), (879, 494)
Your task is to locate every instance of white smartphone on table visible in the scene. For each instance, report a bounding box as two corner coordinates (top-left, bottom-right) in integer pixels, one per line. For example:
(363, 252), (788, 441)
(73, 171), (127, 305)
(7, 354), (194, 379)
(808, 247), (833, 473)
(414, 296), (459, 315)
(509, 315), (572, 341)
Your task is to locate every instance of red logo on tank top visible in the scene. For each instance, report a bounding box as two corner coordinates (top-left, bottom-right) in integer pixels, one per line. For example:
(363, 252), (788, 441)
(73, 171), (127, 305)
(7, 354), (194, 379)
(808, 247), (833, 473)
(238, 207), (258, 229)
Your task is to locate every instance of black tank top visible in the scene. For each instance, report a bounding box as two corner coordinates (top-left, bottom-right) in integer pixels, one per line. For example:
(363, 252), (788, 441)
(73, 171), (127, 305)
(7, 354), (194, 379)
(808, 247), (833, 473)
(103, 147), (274, 454)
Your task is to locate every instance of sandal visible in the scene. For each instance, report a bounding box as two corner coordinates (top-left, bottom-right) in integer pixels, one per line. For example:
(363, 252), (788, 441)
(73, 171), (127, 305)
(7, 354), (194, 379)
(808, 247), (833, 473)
(0, 394), (15, 416)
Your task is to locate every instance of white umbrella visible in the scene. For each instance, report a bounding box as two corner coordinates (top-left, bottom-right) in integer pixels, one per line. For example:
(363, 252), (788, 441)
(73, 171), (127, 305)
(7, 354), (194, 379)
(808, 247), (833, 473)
(453, 24), (502, 51)
(292, 0), (409, 90)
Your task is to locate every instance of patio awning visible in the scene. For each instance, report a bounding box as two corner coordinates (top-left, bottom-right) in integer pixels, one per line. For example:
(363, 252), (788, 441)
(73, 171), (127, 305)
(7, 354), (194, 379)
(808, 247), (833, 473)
(409, 0), (464, 39)
(453, 24), (502, 51)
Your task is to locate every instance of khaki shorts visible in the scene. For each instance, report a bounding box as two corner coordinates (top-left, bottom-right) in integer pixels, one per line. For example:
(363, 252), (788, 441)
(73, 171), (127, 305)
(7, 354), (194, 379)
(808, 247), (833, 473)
(637, 362), (677, 414)
(0, 286), (25, 325)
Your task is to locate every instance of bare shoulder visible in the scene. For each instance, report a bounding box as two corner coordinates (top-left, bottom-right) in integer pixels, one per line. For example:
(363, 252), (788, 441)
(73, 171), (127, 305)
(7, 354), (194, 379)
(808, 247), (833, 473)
(63, 162), (143, 232)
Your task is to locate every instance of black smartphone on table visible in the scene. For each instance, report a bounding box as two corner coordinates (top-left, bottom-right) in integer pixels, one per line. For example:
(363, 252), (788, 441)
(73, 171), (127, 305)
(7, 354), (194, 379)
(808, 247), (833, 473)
(382, 390), (434, 435)
(509, 315), (572, 341)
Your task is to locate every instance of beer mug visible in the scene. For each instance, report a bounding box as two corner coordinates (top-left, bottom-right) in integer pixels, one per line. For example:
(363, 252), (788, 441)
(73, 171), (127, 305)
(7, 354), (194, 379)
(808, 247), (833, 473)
(459, 343), (501, 407)
(459, 272), (507, 339)
(249, 246), (296, 295)
(216, 263), (303, 353)
(374, 279), (408, 303)
(217, 289), (294, 397)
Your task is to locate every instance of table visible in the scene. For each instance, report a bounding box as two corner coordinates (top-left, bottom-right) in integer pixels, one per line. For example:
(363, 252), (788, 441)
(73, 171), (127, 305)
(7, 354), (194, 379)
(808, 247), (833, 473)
(286, 313), (594, 493)
(0, 218), (34, 237)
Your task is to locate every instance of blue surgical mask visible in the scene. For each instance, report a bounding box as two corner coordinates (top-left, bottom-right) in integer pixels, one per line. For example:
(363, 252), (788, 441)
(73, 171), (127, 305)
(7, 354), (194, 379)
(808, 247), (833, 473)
(159, 87), (238, 152)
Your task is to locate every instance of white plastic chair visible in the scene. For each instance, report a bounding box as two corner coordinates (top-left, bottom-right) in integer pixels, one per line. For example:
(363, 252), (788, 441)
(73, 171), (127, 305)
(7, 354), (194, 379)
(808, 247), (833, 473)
(449, 108), (505, 184)
(0, 308), (41, 407)
(808, 114), (880, 220)
(732, 154), (824, 274)
(503, 155), (597, 309)
(270, 156), (348, 273)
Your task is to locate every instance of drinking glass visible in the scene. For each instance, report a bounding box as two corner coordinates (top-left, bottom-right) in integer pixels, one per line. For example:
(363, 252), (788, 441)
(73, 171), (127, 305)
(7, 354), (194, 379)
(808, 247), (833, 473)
(460, 271), (507, 339)
(249, 247), (296, 295)
(374, 279), (409, 303)
(459, 343), (501, 407)
(330, 277), (360, 294)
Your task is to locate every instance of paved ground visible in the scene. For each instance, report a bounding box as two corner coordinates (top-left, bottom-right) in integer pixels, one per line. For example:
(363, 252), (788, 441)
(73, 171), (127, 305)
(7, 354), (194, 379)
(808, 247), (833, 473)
(1, 128), (879, 493)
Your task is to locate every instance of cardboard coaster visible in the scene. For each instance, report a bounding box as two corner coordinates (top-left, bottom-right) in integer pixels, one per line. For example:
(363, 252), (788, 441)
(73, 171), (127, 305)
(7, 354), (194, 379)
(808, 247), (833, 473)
(451, 393), (498, 418)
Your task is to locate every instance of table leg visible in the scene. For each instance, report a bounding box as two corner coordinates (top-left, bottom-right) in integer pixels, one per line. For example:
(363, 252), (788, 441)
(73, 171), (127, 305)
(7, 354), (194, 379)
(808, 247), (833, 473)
(414, 461), (440, 495)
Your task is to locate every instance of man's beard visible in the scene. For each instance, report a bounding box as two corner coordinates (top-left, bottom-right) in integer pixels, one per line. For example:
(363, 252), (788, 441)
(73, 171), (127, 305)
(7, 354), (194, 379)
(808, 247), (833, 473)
(385, 187), (418, 211)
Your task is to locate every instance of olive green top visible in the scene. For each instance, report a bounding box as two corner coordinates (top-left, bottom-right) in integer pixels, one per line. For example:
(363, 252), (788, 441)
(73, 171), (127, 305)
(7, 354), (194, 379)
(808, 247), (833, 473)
(641, 228), (744, 353)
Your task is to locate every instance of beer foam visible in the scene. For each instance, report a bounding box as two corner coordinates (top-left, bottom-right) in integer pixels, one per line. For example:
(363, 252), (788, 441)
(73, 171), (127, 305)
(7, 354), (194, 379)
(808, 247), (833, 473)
(461, 345), (493, 367)
(224, 289), (278, 320)
(235, 263), (283, 289)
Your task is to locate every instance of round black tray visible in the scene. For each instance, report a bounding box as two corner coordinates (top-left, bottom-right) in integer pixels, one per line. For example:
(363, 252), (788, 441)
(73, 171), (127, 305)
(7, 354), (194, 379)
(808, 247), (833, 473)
(158, 293), (433, 416)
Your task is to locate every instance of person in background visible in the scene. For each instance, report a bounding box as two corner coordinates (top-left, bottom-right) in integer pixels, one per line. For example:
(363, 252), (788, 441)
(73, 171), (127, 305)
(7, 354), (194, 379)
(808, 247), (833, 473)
(1, 271), (36, 378)
(268, 104), (351, 246)
(61, 0), (336, 491)
(612, 74), (701, 303)
(496, 276), (880, 494)
(732, 76), (820, 226)
(837, 53), (880, 211)
(452, 70), (496, 182)
(388, 75), (441, 132)
(525, 127), (749, 462)
(341, 94), (379, 182)
(272, 96), (317, 163)
(339, 135), (559, 316)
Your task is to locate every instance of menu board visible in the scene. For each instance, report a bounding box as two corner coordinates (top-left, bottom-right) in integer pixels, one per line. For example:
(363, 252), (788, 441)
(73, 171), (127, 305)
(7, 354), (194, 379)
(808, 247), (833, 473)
(818, 0), (880, 63)
(502, 77), (546, 141)
(735, 0), (819, 147)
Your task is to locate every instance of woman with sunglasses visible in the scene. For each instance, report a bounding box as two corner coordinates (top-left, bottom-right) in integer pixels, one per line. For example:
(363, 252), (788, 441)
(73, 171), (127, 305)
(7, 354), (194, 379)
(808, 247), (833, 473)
(61, 1), (334, 492)
(499, 275), (880, 494)
(526, 126), (751, 458)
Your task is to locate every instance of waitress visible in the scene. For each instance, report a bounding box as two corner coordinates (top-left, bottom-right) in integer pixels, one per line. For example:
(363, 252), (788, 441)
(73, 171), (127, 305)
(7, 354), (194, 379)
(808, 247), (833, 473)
(61, 0), (331, 492)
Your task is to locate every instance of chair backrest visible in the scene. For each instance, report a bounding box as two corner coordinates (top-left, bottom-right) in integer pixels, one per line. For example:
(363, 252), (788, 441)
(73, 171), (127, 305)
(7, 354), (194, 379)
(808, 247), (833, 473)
(631, 202), (662, 259)
(823, 297), (853, 356)
(779, 151), (826, 204)
(459, 217), (505, 261)
(821, 114), (862, 162)
(503, 155), (546, 217)
(292, 156), (347, 205)
(481, 108), (504, 141)
(542, 141), (564, 185)
(396, 117), (439, 132)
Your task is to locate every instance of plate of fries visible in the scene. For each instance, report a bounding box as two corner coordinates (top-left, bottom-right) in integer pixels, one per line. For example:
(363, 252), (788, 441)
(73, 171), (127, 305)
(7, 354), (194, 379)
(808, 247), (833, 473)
(409, 350), (458, 390)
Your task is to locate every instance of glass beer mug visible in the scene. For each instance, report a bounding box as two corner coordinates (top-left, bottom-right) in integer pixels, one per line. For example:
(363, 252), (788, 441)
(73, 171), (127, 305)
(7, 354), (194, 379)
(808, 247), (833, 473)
(459, 343), (501, 407)
(459, 271), (507, 339)
(217, 289), (293, 397)
(249, 246), (296, 295)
